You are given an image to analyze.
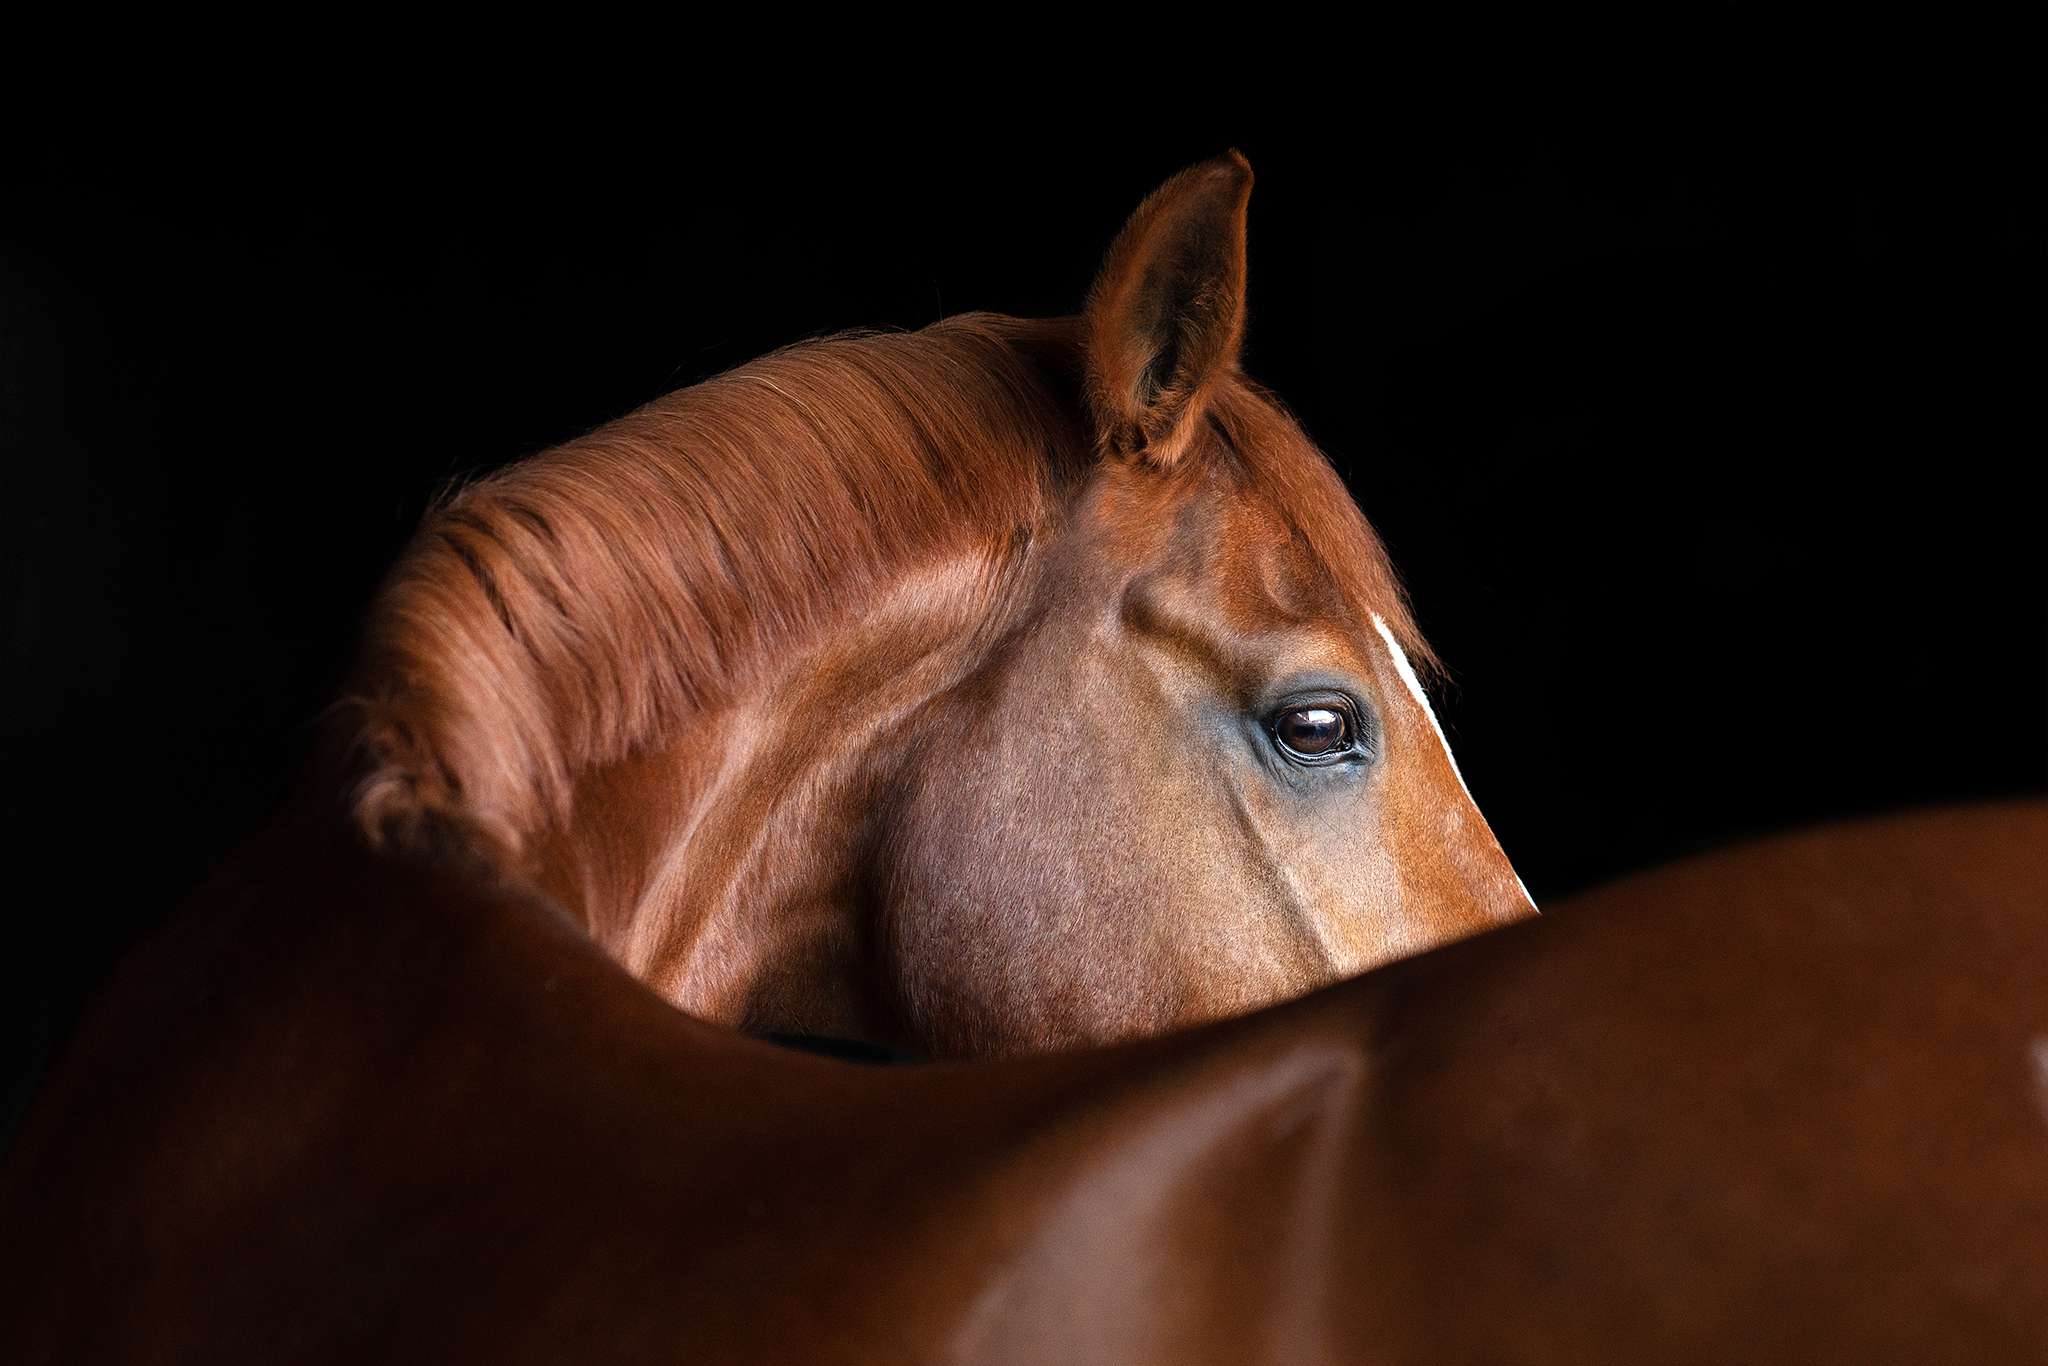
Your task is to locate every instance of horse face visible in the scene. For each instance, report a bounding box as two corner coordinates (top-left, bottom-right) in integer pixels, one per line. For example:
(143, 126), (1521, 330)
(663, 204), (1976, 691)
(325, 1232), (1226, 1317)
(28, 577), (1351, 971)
(887, 439), (1534, 1053)
(882, 155), (1534, 1054)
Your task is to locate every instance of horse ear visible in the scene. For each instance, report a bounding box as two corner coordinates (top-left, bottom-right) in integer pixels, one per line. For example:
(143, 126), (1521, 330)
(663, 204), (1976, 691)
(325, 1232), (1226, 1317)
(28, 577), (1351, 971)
(1083, 150), (1253, 469)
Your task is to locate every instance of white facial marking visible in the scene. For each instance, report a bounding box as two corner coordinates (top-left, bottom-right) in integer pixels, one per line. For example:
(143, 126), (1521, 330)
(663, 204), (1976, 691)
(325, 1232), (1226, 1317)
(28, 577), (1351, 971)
(1371, 613), (1538, 914)
(1371, 615), (1470, 800)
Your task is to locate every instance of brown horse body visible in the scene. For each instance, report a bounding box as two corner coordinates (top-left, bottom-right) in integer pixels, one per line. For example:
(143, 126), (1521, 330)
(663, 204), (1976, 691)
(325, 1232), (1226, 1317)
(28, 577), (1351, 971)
(3, 803), (2042, 1361)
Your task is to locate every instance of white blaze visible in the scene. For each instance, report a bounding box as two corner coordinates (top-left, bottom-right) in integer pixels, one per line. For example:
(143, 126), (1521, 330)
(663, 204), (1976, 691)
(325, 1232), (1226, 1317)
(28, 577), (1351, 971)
(1371, 613), (1538, 914)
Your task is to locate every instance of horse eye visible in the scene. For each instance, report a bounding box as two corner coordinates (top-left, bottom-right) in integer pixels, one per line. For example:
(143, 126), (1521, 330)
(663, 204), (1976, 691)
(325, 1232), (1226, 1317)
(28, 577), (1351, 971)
(1272, 705), (1353, 761)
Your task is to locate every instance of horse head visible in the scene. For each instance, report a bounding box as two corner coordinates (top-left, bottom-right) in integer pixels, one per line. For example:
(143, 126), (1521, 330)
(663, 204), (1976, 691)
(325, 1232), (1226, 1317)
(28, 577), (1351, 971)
(343, 152), (1534, 1055)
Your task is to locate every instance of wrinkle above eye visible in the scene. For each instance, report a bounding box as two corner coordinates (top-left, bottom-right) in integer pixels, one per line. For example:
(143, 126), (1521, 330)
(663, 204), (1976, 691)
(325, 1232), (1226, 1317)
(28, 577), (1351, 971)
(1122, 574), (1379, 720)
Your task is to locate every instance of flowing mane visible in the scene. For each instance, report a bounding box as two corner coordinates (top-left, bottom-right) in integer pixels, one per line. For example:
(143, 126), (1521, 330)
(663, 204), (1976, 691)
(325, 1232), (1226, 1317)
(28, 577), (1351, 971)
(339, 311), (1428, 862)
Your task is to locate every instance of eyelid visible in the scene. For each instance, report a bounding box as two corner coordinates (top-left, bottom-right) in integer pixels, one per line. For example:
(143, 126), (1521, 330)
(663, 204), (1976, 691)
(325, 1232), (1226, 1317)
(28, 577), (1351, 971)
(1272, 689), (1361, 727)
(1281, 690), (1354, 713)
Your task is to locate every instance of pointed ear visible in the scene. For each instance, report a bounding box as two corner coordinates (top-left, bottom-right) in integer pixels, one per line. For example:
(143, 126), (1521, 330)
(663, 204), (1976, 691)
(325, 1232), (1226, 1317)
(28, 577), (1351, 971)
(1083, 150), (1253, 469)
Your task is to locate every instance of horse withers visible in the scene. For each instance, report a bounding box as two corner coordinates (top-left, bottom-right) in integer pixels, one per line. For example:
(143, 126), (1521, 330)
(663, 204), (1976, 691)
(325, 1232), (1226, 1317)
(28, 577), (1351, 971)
(341, 152), (1533, 1055)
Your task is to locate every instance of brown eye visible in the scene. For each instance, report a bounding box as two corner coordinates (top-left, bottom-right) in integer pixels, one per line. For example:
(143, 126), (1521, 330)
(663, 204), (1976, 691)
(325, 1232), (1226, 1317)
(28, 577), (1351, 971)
(1273, 705), (1353, 760)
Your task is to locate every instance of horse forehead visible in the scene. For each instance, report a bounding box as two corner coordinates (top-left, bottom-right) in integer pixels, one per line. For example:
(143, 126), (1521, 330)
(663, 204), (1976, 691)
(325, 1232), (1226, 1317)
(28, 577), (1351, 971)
(1082, 465), (1359, 629)
(1153, 488), (1349, 630)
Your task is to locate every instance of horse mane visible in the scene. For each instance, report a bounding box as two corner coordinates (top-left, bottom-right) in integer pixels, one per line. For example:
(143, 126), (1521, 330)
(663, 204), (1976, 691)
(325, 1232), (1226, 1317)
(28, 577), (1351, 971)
(338, 313), (1429, 862)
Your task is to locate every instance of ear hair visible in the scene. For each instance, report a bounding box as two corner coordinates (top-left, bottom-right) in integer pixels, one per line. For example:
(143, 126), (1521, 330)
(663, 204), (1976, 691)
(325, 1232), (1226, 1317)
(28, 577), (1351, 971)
(1083, 150), (1253, 470)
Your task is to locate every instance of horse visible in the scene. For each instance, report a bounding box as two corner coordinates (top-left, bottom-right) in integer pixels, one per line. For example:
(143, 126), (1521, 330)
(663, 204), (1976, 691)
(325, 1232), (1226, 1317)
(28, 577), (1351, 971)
(3, 801), (2040, 1361)
(333, 150), (1533, 1057)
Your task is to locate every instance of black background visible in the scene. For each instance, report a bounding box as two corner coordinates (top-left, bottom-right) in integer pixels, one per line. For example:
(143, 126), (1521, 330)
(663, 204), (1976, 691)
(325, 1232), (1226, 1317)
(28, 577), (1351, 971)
(7, 113), (2043, 1102)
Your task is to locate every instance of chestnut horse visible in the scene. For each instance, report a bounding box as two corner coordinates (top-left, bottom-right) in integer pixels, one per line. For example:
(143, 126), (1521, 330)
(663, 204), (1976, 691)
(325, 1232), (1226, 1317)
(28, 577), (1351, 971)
(3, 803), (2041, 1361)
(338, 151), (1531, 1055)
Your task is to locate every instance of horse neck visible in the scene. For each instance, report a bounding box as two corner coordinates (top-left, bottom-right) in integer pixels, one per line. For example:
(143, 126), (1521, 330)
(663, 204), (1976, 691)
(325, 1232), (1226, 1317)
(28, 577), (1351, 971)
(521, 542), (1036, 1043)
(342, 317), (1089, 1038)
